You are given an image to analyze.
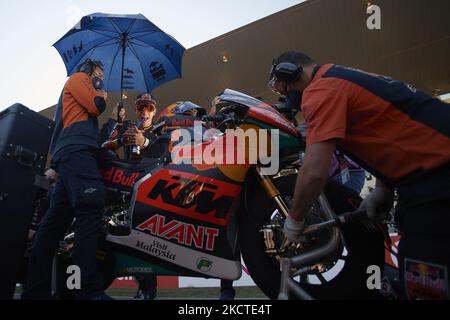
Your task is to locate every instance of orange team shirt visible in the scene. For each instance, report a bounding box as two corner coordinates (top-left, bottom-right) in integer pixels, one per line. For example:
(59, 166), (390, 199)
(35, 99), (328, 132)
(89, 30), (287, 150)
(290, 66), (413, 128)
(62, 72), (105, 128)
(302, 64), (450, 186)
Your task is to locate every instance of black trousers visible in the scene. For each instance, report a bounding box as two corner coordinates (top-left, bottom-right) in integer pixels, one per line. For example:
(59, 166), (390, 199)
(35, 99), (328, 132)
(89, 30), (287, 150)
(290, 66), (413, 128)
(220, 279), (235, 291)
(23, 150), (105, 299)
(395, 197), (450, 300)
(136, 274), (157, 295)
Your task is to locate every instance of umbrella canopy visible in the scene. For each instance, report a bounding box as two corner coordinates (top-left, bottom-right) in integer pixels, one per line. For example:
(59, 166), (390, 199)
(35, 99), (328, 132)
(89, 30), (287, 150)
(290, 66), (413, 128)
(53, 13), (185, 96)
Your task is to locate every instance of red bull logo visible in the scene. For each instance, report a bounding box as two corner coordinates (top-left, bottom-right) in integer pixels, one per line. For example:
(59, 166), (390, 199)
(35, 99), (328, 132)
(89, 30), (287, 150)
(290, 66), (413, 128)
(100, 166), (140, 188)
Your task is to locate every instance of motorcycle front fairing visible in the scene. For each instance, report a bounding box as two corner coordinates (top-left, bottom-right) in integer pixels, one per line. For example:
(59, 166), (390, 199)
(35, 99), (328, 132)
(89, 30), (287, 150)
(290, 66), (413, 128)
(106, 159), (248, 280)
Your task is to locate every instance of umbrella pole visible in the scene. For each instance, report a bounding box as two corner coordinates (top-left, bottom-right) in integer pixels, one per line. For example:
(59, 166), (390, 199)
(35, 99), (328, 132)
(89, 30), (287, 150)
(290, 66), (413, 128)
(120, 33), (127, 104)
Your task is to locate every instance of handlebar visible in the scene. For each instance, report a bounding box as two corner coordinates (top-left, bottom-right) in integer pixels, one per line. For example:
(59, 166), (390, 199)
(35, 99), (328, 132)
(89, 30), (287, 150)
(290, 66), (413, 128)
(202, 113), (238, 126)
(202, 114), (226, 123)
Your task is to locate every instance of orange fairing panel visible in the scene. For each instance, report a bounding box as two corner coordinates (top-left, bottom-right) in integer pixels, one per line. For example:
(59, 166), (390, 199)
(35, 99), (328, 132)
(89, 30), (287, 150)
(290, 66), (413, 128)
(136, 168), (242, 226)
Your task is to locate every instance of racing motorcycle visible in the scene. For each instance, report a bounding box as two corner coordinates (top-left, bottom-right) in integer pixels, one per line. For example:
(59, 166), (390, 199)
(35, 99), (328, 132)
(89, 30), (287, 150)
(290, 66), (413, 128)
(54, 89), (387, 300)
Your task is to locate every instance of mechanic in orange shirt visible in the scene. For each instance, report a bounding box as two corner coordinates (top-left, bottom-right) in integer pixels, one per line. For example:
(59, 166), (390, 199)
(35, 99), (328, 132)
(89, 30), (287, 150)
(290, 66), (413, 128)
(268, 51), (450, 300)
(23, 59), (110, 300)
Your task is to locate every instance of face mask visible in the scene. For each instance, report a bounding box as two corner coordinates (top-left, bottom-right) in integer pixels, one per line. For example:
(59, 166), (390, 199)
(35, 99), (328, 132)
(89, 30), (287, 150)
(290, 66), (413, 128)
(286, 90), (303, 112)
(92, 77), (104, 91)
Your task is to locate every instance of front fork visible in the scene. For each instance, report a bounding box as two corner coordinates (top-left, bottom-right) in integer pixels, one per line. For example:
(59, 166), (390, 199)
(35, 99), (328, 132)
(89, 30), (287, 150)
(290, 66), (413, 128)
(254, 166), (297, 256)
(254, 166), (289, 218)
(253, 166), (343, 300)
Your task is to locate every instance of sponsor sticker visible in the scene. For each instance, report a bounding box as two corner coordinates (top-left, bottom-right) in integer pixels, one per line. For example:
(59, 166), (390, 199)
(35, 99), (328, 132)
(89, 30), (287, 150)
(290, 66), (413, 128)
(135, 239), (177, 261)
(136, 168), (241, 225)
(121, 267), (154, 274)
(100, 166), (141, 188)
(196, 257), (213, 272)
(136, 214), (219, 251)
(405, 258), (449, 300)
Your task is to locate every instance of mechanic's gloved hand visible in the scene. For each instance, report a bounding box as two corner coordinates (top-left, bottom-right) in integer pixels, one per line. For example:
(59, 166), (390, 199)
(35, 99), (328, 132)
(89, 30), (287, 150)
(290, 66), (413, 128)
(359, 187), (394, 222)
(283, 215), (306, 243)
(44, 168), (58, 185)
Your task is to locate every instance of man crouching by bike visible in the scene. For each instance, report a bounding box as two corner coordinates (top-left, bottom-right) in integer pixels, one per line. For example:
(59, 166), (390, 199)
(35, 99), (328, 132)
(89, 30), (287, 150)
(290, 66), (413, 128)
(23, 59), (110, 300)
(269, 51), (450, 300)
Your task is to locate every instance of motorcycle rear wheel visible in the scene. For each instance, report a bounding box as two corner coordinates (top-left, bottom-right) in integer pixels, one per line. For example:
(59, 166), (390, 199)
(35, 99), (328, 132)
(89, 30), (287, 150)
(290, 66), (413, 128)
(239, 175), (385, 300)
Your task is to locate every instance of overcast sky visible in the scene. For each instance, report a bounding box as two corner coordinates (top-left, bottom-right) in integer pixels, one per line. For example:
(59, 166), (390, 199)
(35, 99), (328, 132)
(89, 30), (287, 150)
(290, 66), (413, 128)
(0, 0), (302, 112)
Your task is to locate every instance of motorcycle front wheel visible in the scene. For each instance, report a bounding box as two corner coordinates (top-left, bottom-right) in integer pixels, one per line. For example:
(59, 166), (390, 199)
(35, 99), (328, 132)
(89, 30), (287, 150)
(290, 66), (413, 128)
(239, 175), (385, 300)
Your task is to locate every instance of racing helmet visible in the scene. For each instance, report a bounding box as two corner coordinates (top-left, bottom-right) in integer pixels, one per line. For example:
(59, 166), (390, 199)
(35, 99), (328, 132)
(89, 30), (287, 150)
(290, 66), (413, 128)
(172, 101), (206, 117)
(154, 101), (207, 134)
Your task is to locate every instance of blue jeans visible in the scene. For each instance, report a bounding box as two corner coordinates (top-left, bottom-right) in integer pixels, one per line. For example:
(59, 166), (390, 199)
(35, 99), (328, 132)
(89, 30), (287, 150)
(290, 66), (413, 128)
(23, 150), (105, 299)
(331, 169), (366, 194)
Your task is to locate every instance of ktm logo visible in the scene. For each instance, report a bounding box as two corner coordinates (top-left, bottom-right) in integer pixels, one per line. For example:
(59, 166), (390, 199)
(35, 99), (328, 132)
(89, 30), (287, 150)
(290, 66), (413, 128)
(147, 177), (232, 219)
(136, 169), (241, 225)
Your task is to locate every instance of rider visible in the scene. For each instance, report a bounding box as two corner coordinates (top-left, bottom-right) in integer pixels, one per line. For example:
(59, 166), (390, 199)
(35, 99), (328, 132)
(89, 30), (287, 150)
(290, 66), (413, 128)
(102, 93), (157, 160)
(269, 51), (450, 300)
(23, 58), (110, 300)
(101, 93), (159, 299)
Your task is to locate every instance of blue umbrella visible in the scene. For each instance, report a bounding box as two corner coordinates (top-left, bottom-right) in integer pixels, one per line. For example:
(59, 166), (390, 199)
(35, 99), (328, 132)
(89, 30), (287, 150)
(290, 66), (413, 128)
(53, 13), (185, 98)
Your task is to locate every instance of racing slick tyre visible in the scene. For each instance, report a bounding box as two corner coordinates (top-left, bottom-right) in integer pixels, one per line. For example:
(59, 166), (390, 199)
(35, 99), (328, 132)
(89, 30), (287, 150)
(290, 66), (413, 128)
(239, 175), (385, 300)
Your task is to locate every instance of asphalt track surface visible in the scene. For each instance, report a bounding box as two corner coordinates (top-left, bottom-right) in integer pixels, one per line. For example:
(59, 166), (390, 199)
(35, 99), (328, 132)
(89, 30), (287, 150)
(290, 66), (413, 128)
(14, 294), (268, 300)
